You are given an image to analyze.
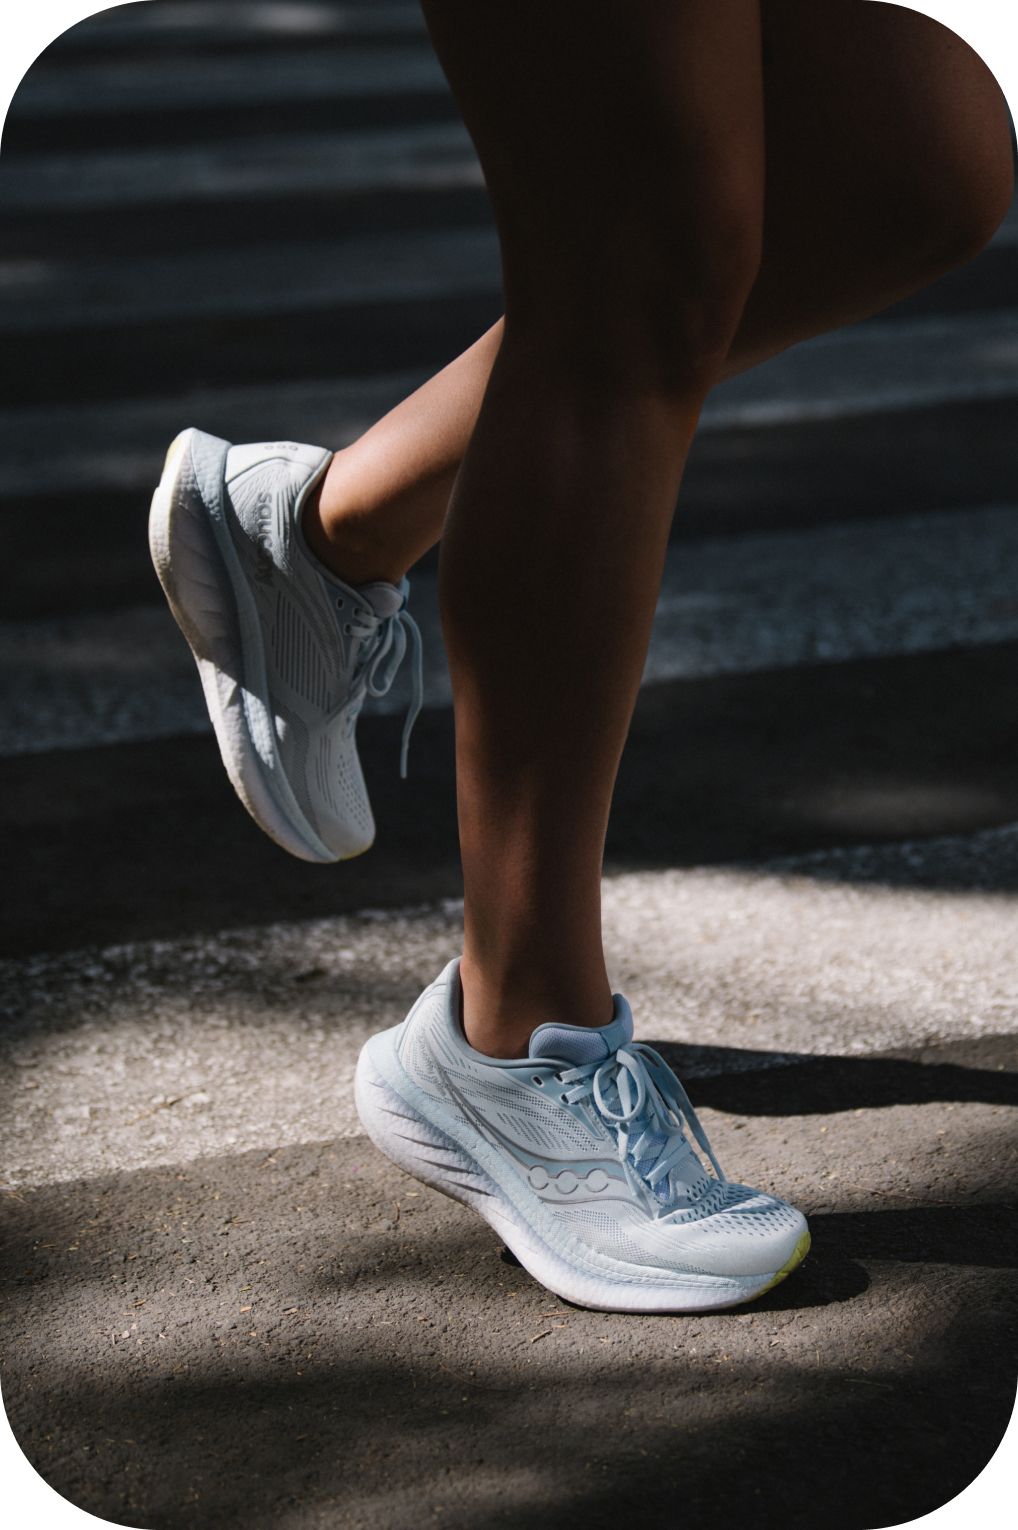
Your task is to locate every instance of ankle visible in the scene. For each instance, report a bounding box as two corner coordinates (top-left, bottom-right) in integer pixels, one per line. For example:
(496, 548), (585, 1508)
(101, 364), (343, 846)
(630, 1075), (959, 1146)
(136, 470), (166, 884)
(302, 452), (407, 587)
(458, 952), (614, 1060)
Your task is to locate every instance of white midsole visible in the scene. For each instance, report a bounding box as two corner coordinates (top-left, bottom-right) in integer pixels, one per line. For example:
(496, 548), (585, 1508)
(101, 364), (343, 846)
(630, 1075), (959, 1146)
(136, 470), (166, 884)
(355, 1027), (806, 1314)
(147, 428), (340, 864)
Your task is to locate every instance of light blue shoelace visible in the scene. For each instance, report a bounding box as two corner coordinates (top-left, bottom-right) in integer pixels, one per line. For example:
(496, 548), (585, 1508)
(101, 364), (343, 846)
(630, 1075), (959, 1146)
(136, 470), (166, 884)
(345, 598), (424, 778)
(559, 1043), (726, 1202)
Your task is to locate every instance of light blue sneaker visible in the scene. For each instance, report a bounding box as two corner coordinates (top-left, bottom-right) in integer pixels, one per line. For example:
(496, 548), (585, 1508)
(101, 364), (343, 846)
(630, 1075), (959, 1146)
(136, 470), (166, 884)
(149, 428), (422, 862)
(355, 958), (810, 1312)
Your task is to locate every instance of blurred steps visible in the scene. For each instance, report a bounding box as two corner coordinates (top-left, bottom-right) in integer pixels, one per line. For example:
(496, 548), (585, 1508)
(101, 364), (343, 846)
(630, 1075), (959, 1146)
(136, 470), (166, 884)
(0, 0), (1014, 949)
(4, 503), (1018, 757)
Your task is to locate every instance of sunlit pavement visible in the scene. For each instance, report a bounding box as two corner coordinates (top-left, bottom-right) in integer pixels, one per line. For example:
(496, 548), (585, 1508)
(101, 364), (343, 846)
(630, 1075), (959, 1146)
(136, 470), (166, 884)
(1, 4), (1016, 1527)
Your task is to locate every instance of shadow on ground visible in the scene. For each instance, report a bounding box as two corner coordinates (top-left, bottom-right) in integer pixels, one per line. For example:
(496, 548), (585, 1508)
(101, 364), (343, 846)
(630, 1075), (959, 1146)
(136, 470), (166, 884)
(2, 1132), (1016, 1530)
(656, 1037), (1018, 1115)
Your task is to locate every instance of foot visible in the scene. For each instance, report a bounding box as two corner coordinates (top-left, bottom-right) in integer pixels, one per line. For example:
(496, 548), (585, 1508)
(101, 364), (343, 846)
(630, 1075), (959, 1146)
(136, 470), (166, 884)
(148, 428), (422, 862)
(355, 959), (810, 1312)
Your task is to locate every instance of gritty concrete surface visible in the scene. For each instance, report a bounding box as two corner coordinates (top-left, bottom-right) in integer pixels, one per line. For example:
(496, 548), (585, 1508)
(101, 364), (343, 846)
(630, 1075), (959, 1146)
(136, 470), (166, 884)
(2, 1112), (1016, 1530)
(2, 832), (1017, 1527)
(4, 835), (1018, 1187)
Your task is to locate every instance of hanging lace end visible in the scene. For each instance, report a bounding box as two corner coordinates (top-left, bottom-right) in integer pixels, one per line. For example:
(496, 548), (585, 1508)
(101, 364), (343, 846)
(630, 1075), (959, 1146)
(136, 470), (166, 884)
(398, 607), (424, 779)
(352, 580), (423, 780)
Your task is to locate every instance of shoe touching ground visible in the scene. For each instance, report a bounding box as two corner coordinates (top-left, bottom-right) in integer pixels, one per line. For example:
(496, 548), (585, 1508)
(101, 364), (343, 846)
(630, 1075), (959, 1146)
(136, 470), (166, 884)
(356, 959), (810, 1313)
(149, 428), (422, 862)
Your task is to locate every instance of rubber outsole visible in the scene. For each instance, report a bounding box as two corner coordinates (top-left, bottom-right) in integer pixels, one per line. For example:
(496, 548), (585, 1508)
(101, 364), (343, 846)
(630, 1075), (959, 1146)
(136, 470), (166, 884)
(355, 1033), (811, 1315)
(148, 428), (353, 865)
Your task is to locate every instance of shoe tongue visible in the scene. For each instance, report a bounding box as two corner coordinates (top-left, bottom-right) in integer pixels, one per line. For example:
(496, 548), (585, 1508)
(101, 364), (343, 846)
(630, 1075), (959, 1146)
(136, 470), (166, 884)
(356, 580), (405, 619)
(528, 995), (634, 1065)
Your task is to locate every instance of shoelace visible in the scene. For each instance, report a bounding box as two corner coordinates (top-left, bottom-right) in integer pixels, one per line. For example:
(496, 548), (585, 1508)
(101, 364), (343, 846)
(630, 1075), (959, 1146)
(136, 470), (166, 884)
(343, 597), (423, 778)
(559, 1043), (726, 1204)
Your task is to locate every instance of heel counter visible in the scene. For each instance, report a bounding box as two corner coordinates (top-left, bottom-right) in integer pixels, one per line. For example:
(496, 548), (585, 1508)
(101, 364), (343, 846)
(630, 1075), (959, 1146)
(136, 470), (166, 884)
(225, 441), (330, 484)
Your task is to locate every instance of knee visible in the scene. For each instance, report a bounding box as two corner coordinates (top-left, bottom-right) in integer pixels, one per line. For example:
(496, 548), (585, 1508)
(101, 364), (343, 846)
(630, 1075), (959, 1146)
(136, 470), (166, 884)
(904, 107), (1015, 275)
(503, 180), (763, 396)
(650, 193), (764, 388)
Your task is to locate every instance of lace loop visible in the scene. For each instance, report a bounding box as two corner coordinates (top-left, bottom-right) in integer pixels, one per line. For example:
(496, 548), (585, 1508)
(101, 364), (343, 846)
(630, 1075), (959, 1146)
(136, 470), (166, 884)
(343, 583), (423, 778)
(561, 1042), (726, 1205)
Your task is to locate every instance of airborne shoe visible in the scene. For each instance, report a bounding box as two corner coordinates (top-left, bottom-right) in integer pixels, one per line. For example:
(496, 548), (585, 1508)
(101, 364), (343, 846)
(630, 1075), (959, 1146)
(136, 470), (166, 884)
(149, 428), (422, 862)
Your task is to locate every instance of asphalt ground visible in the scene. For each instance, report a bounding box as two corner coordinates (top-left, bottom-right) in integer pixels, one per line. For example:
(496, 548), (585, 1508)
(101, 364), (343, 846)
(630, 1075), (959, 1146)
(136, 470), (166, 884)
(1, 3), (1017, 1527)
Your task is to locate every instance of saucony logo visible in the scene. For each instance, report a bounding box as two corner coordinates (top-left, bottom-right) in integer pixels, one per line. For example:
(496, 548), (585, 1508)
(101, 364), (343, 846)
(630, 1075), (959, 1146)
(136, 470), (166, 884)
(249, 490), (276, 582)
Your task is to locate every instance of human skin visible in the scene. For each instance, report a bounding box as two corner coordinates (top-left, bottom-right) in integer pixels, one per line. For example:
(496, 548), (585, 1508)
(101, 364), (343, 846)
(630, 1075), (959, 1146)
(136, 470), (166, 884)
(304, 0), (1013, 1056)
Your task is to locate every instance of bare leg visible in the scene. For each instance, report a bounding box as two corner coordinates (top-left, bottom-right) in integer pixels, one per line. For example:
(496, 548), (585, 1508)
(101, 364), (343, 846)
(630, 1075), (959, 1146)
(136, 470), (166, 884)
(415, 0), (766, 1056)
(304, 1), (1011, 588)
(731, 0), (1014, 371)
(304, 321), (502, 585)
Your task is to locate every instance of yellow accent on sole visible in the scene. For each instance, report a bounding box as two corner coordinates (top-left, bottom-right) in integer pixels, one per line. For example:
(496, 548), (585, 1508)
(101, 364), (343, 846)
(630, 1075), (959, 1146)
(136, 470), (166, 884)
(752, 1227), (812, 1301)
(161, 430), (189, 479)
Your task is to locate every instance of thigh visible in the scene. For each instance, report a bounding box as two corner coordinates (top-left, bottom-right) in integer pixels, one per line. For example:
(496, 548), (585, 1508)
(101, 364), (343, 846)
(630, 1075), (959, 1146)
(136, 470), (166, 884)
(419, 0), (767, 312)
(760, 0), (1014, 277)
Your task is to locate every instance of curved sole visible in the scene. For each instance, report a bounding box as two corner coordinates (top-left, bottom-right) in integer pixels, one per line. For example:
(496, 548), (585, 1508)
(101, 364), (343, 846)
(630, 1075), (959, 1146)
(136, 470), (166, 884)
(355, 1034), (811, 1314)
(148, 428), (358, 865)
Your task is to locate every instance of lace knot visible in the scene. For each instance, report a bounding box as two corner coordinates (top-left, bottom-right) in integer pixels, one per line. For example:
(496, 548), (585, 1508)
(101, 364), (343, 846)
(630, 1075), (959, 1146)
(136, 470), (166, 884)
(562, 1042), (726, 1207)
(345, 580), (423, 777)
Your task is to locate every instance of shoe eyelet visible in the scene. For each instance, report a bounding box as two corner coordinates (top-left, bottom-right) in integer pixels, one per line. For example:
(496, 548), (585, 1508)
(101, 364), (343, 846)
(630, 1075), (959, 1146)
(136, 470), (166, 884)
(336, 597), (344, 609)
(343, 623), (352, 634)
(532, 1075), (544, 1087)
(560, 1093), (570, 1104)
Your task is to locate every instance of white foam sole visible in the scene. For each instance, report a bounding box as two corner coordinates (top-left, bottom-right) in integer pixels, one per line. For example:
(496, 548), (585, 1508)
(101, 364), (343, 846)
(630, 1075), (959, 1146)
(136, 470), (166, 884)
(355, 1031), (810, 1314)
(148, 427), (345, 864)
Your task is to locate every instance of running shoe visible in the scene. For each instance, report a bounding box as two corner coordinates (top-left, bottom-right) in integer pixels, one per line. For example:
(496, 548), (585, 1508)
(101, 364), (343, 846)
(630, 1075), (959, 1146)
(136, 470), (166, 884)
(355, 958), (810, 1312)
(149, 428), (422, 862)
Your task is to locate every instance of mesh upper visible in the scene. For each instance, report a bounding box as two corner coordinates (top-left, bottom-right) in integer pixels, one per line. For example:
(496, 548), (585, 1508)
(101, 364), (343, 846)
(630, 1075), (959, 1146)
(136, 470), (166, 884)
(220, 450), (381, 851)
(395, 966), (807, 1279)
(529, 1026), (614, 1066)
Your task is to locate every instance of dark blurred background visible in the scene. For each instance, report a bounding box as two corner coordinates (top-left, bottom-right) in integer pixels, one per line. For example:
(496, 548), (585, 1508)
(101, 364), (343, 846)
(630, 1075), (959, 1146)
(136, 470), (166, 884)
(2, 0), (1018, 957)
